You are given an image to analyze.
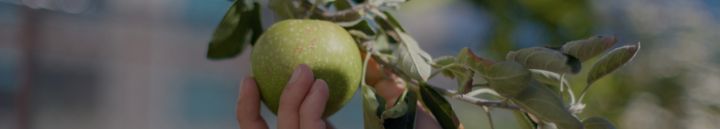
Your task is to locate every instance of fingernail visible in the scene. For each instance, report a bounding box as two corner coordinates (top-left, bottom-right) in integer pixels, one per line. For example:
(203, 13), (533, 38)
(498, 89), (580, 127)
(288, 64), (307, 83)
(313, 79), (328, 89)
(311, 79), (329, 99)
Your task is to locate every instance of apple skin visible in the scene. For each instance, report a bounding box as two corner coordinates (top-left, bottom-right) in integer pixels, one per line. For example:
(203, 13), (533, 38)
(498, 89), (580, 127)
(251, 19), (362, 118)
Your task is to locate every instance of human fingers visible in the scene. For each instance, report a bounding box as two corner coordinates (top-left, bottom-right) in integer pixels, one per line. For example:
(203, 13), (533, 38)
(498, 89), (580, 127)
(363, 53), (384, 86)
(236, 77), (269, 129)
(373, 77), (405, 108)
(278, 64), (315, 129)
(299, 79), (329, 129)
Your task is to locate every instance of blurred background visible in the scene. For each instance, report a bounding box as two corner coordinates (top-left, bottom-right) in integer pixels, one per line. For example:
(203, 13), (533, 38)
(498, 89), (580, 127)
(1, 0), (719, 129)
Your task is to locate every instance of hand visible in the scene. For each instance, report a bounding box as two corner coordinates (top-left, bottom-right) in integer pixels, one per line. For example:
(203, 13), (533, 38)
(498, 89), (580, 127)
(236, 64), (331, 129)
(365, 59), (447, 129)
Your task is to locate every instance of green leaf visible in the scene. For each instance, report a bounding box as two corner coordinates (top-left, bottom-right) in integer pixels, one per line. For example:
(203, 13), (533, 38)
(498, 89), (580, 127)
(485, 61), (532, 98)
(457, 48), (494, 71)
(587, 43), (640, 85)
(506, 47), (580, 74)
(512, 110), (536, 129)
(382, 90), (410, 119)
(562, 36), (618, 62)
(512, 82), (583, 129)
(374, 12), (405, 32)
(455, 72), (474, 95)
(269, 0), (297, 19)
(539, 123), (559, 129)
(391, 32), (433, 81)
(383, 11), (406, 32)
(248, 3), (263, 45)
(363, 85), (386, 129)
(433, 56), (456, 67)
(319, 0), (337, 6)
(347, 20), (376, 36)
(431, 56), (473, 92)
(420, 83), (461, 129)
(334, 0), (352, 9)
(529, 69), (567, 87)
(582, 117), (617, 129)
(383, 90), (417, 129)
(207, 1), (262, 60)
(432, 56), (462, 78)
(373, 34), (394, 54)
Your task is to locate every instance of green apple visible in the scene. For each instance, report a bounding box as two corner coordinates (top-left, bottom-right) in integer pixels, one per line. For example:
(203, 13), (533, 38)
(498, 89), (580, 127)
(251, 19), (362, 117)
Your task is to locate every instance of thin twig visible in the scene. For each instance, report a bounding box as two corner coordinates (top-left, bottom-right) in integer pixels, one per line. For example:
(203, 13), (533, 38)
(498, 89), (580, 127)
(483, 106), (496, 129)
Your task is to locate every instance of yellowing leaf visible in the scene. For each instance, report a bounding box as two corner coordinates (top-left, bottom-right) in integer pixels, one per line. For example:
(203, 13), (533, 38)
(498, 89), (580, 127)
(457, 48), (494, 72)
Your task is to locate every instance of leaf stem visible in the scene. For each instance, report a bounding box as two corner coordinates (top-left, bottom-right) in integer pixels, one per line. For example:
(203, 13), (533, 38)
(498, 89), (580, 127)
(360, 49), (373, 86)
(484, 106), (496, 129)
(561, 74), (577, 105)
(577, 84), (591, 105)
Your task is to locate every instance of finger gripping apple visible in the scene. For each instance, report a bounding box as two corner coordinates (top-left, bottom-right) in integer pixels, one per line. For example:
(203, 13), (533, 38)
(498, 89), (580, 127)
(251, 20), (362, 118)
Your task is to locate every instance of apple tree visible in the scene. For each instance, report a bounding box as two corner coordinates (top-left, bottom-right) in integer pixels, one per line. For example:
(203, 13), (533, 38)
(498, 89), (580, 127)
(205, 0), (640, 129)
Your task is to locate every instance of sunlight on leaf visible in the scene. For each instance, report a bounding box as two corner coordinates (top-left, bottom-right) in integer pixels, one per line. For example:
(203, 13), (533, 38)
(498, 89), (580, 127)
(391, 32), (433, 81)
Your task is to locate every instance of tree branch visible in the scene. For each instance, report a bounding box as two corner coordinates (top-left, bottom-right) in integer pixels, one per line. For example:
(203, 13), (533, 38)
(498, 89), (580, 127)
(431, 86), (520, 110)
(294, 0), (372, 22)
